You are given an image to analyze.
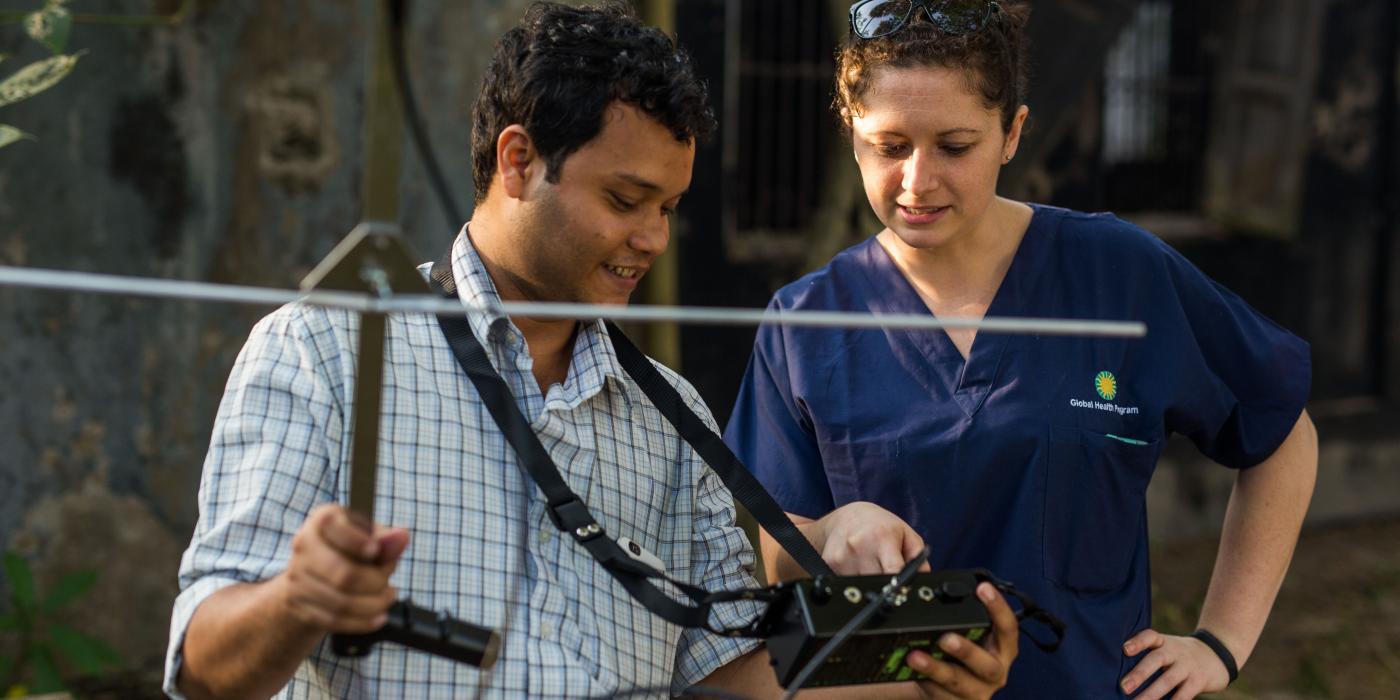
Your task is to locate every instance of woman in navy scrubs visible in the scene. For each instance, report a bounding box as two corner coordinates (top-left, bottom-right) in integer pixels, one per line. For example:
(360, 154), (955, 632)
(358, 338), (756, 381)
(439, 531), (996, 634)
(724, 1), (1318, 698)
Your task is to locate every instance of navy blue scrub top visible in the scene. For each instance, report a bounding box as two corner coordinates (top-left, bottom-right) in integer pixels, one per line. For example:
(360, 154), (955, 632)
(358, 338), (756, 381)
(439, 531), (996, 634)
(723, 204), (1310, 698)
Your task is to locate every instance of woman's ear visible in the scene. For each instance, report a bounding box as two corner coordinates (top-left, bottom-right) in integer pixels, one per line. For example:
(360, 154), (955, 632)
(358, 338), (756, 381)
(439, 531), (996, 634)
(1003, 105), (1031, 162)
(496, 124), (537, 199)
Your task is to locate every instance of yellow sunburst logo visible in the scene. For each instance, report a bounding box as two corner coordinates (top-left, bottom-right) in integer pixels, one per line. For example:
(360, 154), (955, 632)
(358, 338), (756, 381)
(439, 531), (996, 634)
(1095, 371), (1118, 401)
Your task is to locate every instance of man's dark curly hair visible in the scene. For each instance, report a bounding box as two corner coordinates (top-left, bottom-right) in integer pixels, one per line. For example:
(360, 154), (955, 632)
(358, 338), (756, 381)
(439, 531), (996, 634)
(470, 1), (716, 204)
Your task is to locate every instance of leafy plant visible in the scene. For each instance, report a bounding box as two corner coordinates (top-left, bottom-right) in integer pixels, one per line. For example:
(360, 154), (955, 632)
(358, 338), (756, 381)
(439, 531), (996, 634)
(0, 0), (83, 149)
(0, 550), (121, 696)
(0, 0), (197, 151)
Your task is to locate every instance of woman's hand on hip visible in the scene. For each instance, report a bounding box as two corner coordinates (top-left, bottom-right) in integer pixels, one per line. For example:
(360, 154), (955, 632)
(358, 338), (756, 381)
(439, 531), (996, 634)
(1120, 629), (1231, 699)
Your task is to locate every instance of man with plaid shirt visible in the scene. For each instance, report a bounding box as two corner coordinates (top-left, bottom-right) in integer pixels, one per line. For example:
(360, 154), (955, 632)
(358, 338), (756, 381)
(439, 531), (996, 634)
(166, 3), (1019, 699)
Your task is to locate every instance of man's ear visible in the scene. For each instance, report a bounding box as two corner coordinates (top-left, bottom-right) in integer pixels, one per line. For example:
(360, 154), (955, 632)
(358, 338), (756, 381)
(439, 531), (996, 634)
(496, 124), (538, 199)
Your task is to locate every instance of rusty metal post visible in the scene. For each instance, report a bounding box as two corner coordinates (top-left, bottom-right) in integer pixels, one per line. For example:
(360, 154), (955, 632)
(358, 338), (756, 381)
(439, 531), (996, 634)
(361, 0), (405, 222)
(636, 0), (682, 371)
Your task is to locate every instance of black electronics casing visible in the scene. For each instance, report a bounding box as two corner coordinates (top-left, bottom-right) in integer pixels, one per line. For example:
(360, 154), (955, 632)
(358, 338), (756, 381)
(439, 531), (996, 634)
(762, 570), (992, 688)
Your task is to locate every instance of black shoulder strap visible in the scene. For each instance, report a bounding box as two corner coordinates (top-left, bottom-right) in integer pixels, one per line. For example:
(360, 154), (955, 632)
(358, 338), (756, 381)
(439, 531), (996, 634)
(430, 253), (720, 629)
(430, 247), (831, 581)
(429, 243), (832, 622)
(603, 323), (833, 579)
(974, 569), (1067, 652)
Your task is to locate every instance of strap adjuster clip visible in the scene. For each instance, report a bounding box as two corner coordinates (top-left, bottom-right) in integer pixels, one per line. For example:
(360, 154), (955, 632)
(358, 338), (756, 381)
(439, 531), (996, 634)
(549, 498), (602, 541)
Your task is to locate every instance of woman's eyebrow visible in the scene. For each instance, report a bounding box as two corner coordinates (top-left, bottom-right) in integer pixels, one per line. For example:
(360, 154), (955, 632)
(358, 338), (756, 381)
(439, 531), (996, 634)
(863, 127), (982, 138)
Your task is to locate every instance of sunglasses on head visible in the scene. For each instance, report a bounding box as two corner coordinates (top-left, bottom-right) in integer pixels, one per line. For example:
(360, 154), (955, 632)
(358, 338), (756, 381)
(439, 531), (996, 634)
(849, 0), (1001, 40)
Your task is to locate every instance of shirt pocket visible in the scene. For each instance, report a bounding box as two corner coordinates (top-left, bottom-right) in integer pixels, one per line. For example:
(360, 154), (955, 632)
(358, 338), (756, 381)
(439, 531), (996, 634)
(572, 470), (678, 687)
(588, 466), (673, 568)
(1042, 425), (1159, 593)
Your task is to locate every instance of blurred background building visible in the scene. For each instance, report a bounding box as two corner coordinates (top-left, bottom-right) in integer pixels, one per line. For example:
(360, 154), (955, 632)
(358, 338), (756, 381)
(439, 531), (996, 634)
(0, 0), (1396, 696)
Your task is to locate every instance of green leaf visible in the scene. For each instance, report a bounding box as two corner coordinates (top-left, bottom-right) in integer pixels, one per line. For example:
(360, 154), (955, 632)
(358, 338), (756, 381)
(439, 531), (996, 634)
(48, 623), (120, 674)
(23, 1), (72, 55)
(0, 125), (35, 150)
(1, 553), (34, 612)
(0, 613), (13, 631)
(0, 655), (12, 691)
(25, 645), (63, 694)
(40, 569), (96, 614)
(0, 52), (83, 109)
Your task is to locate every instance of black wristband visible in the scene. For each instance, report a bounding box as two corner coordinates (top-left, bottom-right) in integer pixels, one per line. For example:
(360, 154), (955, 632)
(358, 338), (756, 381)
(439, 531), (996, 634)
(1190, 629), (1239, 684)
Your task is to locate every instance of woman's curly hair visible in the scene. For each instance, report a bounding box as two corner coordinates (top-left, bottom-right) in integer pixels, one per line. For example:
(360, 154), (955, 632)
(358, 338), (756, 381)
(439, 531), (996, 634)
(471, 1), (715, 203)
(834, 1), (1031, 133)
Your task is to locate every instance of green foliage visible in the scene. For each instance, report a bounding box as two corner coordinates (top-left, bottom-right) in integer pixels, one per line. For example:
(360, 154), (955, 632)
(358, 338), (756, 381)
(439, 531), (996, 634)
(0, 0), (80, 150)
(0, 124), (32, 147)
(0, 0), (200, 150)
(0, 550), (120, 695)
(23, 0), (70, 54)
(0, 52), (82, 108)
(1, 553), (33, 610)
(24, 645), (62, 695)
(47, 623), (119, 675)
(39, 569), (93, 615)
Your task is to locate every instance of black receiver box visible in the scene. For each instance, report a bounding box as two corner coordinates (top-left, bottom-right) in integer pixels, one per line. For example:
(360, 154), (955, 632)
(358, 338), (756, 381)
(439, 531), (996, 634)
(762, 570), (991, 688)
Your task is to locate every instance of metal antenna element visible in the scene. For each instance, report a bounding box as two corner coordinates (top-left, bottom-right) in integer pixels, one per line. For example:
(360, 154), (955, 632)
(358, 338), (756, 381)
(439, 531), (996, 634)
(299, 221), (429, 527)
(305, 222), (500, 669)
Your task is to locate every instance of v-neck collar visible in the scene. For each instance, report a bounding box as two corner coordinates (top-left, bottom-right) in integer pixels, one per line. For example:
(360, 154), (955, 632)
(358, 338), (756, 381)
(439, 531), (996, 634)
(850, 204), (1058, 418)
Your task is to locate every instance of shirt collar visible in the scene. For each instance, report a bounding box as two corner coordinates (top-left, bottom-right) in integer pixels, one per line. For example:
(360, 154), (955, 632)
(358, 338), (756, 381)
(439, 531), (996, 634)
(447, 225), (628, 389)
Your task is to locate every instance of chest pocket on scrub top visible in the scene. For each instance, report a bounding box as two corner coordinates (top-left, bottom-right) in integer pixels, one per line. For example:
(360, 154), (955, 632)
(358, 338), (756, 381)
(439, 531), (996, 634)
(1043, 425), (1159, 592)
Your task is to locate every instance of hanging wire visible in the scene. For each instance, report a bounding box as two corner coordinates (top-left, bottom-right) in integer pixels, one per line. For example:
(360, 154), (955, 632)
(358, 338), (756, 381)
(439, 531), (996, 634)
(0, 265), (1147, 337)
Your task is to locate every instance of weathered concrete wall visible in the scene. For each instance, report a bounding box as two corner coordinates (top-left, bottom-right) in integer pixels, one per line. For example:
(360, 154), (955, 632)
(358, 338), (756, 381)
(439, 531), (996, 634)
(0, 0), (554, 679)
(1148, 411), (1400, 542)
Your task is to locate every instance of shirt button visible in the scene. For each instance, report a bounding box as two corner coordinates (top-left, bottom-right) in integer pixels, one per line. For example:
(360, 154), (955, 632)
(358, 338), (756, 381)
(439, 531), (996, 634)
(540, 621), (553, 637)
(539, 529), (551, 544)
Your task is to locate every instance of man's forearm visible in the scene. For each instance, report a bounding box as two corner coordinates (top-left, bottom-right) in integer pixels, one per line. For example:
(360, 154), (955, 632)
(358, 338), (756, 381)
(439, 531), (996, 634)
(1196, 411), (1318, 667)
(178, 576), (322, 700)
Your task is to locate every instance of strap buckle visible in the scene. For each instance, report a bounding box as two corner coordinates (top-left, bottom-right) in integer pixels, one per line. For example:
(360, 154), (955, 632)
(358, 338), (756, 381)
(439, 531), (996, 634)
(549, 498), (603, 541)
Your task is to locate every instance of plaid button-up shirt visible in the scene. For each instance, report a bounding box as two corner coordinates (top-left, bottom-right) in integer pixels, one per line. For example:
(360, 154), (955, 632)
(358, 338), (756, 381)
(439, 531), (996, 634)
(164, 228), (762, 698)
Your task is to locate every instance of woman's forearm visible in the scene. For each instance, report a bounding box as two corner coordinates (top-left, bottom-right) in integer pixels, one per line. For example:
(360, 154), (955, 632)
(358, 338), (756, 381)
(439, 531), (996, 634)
(761, 513), (822, 583)
(1196, 410), (1318, 667)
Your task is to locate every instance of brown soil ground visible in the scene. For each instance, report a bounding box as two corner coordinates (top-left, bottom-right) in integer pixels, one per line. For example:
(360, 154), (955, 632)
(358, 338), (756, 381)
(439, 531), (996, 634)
(1151, 515), (1400, 699)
